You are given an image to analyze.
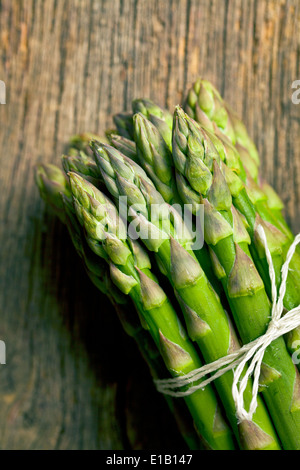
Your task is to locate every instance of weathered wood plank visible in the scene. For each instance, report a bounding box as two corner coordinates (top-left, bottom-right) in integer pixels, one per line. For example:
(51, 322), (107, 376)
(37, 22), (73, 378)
(0, 0), (299, 449)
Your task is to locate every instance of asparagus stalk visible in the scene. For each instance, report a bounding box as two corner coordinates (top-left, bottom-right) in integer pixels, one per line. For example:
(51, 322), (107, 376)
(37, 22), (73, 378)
(181, 96), (300, 353)
(132, 98), (173, 128)
(132, 112), (180, 205)
(184, 80), (291, 237)
(112, 97), (173, 152)
(113, 112), (135, 140)
(91, 142), (281, 450)
(184, 79), (257, 172)
(130, 111), (299, 342)
(132, 112), (225, 299)
(184, 78), (291, 233)
(35, 162), (204, 450)
(226, 169), (300, 356)
(171, 107), (300, 449)
(62, 152), (104, 188)
(107, 133), (139, 163)
(216, 129), (293, 240)
(63, 195), (203, 451)
(35, 163), (72, 223)
(132, 98), (173, 150)
(182, 107), (300, 355)
(69, 132), (108, 154)
(68, 172), (236, 450)
(260, 181), (285, 217)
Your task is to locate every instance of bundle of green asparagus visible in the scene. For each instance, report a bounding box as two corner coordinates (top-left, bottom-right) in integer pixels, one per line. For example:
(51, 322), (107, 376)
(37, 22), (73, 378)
(35, 78), (300, 450)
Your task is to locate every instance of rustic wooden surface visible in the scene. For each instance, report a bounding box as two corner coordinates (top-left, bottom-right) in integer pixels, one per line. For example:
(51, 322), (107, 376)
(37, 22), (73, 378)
(0, 0), (299, 450)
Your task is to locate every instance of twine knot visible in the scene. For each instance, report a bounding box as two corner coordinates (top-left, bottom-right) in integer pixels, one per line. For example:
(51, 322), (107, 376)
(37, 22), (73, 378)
(268, 318), (281, 331)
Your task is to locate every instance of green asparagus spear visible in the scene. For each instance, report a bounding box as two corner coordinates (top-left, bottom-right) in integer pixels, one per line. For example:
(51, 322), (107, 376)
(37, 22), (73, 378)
(132, 112), (224, 298)
(69, 132), (108, 153)
(35, 163), (71, 223)
(183, 92), (300, 347)
(184, 79), (256, 167)
(69, 172), (236, 450)
(113, 112), (135, 140)
(35, 162), (204, 450)
(91, 142), (281, 450)
(184, 78), (290, 232)
(182, 106), (300, 355)
(171, 106), (300, 449)
(107, 134), (139, 163)
(132, 112), (180, 205)
(62, 194), (203, 450)
(132, 98), (173, 150)
(61, 152), (104, 188)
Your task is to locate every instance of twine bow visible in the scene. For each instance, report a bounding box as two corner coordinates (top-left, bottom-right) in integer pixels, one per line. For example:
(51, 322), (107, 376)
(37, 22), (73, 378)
(155, 225), (300, 422)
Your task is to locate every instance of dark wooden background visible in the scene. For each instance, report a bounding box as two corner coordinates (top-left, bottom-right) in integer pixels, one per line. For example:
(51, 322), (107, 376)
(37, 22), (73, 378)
(0, 0), (299, 450)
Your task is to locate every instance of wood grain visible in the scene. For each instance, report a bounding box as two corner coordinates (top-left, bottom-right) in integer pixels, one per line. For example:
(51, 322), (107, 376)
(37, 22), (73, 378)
(0, 0), (299, 450)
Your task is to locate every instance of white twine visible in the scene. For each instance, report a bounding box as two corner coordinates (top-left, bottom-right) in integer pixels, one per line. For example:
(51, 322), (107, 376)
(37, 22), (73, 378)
(155, 225), (300, 422)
